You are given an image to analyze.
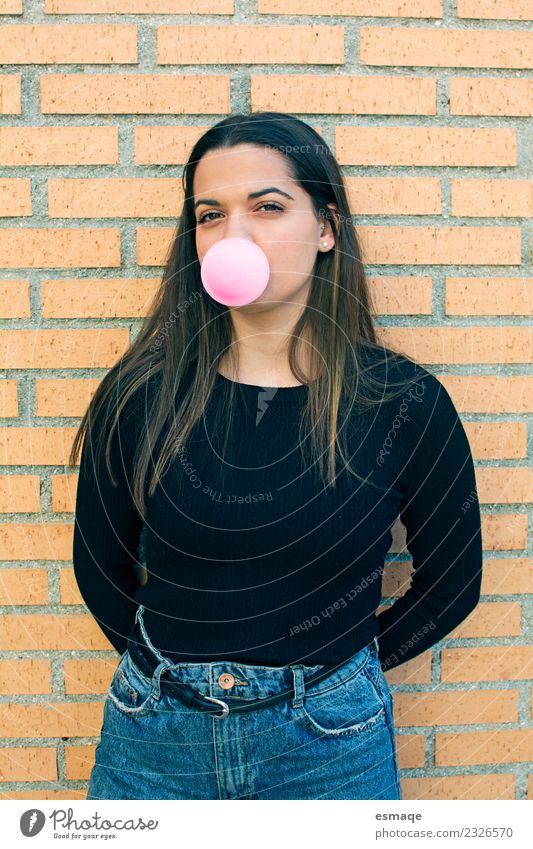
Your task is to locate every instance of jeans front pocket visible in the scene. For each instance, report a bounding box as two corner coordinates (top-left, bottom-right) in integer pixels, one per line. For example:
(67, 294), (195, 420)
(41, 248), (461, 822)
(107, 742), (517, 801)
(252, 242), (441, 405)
(106, 650), (157, 717)
(296, 651), (387, 738)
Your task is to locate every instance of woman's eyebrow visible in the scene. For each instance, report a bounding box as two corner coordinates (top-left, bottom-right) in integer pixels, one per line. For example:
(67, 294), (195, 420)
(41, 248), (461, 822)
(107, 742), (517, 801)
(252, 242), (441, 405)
(194, 187), (294, 210)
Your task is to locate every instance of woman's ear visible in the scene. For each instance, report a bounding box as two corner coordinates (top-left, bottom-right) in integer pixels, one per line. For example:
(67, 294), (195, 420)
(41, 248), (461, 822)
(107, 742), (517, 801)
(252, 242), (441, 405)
(319, 203), (339, 249)
(326, 203), (341, 237)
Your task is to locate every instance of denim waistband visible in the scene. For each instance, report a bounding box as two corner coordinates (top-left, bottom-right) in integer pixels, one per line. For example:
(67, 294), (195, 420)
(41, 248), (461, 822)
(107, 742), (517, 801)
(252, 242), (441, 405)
(126, 605), (380, 702)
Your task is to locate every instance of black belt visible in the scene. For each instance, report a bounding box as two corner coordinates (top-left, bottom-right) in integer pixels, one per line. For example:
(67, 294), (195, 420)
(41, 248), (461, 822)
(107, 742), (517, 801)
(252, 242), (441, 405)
(127, 631), (375, 720)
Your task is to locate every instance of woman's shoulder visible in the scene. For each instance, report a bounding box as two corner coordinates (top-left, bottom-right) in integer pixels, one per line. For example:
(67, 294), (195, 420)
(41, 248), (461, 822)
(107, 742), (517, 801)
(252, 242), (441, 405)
(360, 344), (461, 434)
(117, 365), (164, 423)
(359, 342), (430, 383)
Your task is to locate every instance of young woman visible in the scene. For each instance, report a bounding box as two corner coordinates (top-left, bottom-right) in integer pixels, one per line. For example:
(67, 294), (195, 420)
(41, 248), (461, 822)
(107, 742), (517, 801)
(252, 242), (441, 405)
(70, 112), (483, 801)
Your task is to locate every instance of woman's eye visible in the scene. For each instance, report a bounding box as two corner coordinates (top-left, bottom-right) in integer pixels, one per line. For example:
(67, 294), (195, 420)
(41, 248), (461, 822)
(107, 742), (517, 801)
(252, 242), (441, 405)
(197, 202), (283, 224)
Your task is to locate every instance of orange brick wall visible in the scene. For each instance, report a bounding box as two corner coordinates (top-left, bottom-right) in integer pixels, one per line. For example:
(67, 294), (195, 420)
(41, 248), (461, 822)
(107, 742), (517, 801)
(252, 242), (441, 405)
(0, 0), (532, 801)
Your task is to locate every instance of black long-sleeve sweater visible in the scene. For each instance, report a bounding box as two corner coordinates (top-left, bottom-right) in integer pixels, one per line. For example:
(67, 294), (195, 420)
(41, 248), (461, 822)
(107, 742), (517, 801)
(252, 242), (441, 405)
(72, 350), (483, 673)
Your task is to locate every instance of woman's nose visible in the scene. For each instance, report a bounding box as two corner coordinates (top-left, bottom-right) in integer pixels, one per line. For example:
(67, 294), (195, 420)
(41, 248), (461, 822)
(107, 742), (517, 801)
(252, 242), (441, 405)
(221, 213), (253, 241)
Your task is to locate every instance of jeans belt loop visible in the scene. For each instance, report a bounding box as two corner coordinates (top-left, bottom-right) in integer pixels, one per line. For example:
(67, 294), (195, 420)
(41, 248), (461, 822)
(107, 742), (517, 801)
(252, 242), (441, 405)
(291, 667), (305, 710)
(150, 658), (175, 700)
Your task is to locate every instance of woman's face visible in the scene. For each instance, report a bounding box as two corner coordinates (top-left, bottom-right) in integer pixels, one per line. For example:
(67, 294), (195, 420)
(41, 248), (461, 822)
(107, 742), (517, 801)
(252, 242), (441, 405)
(193, 143), (332, 310)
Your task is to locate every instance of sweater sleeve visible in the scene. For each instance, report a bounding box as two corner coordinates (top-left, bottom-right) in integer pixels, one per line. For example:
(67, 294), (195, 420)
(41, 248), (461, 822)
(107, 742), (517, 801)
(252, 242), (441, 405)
(376, 371), (483, 672)
(72, 390), (144, 656)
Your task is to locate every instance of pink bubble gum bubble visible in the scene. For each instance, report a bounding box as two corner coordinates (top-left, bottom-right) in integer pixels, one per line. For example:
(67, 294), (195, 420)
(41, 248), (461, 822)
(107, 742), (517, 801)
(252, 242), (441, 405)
(200, 237), (270, 307)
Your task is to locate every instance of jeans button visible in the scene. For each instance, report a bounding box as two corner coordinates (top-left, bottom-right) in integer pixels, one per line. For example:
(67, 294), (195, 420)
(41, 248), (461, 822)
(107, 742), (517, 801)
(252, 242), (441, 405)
(218, 673), (235, 689)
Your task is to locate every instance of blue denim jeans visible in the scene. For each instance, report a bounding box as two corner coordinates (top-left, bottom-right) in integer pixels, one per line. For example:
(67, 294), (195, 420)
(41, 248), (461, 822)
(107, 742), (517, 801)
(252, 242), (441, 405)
(87, 605), (402, 800)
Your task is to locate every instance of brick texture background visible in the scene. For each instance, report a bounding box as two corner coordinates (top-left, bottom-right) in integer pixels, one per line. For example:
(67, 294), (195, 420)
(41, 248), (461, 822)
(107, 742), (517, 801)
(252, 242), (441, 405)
(0, 0), (532, 801)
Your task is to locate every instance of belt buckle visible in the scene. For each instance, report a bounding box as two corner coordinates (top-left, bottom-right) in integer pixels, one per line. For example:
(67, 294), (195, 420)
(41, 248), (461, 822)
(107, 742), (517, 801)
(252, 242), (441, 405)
(203, 695), (230, 718)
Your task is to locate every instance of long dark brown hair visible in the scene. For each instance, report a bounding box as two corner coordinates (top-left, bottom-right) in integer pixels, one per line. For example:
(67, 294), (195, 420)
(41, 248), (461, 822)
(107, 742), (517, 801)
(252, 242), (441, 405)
(68, 111), (422, 518)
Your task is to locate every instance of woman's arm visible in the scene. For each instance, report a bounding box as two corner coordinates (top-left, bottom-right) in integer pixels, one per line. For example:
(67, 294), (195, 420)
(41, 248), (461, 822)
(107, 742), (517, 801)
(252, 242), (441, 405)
(72, 391), (144, 656)
(376, 371), (483, 672)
